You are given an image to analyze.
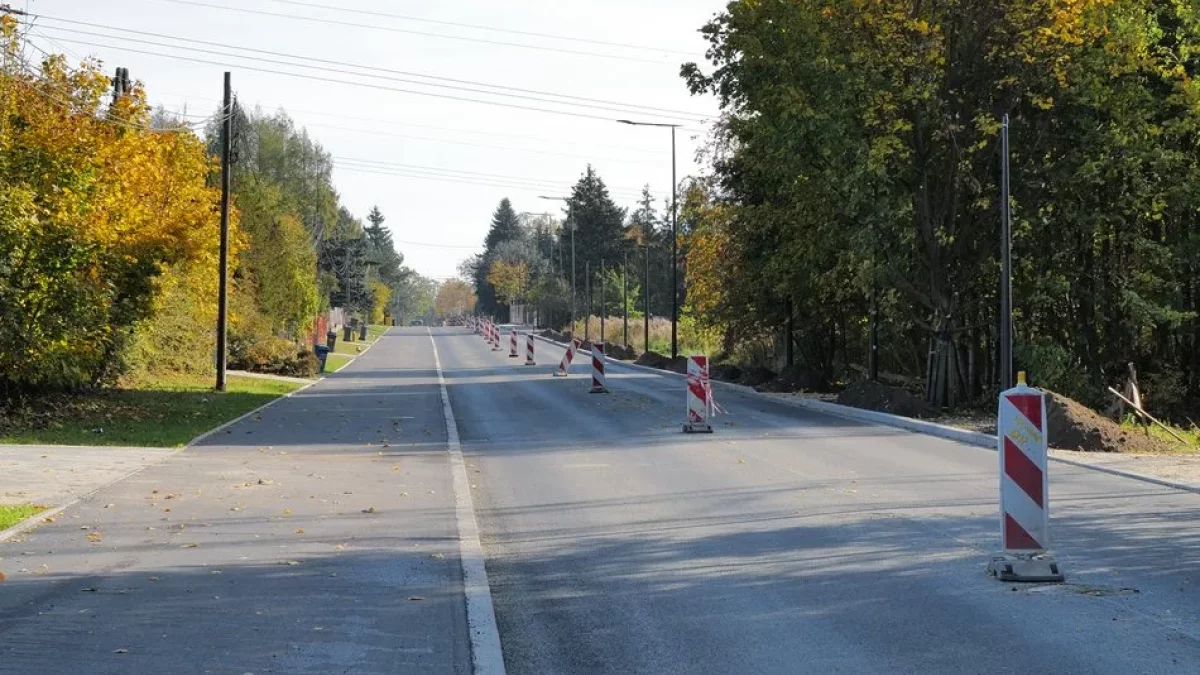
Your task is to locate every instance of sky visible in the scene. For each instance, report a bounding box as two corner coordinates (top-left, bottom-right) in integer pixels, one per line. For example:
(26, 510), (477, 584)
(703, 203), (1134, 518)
(21, 0), (724, 281)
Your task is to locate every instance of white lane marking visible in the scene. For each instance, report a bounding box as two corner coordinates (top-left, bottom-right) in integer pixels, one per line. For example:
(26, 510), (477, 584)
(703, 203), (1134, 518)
(429, 328), (506, 675)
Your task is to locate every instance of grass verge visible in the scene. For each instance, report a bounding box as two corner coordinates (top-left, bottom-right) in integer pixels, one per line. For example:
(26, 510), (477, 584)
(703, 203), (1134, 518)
(0, 504), (47, 530)
(325, 353), (353, 373)
(0, 373), (302, 447)
(332, 324), (387, 355)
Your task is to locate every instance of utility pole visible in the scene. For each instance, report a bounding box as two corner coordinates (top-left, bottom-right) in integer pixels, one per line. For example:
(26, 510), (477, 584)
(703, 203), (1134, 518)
(600, 258), (606, 344)
(622, 250), (628, 347)
(999, 114), (1014, 390)
(585, 261), (590, 342)
(670, 126), (678, 359)
(644, 245), (650, 353)
(215, 72), (232, 392)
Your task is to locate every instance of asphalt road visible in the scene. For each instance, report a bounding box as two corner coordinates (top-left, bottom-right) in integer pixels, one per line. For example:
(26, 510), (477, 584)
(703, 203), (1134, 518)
(443, 327), (1200, 675)
(3, 326), (1200, 674)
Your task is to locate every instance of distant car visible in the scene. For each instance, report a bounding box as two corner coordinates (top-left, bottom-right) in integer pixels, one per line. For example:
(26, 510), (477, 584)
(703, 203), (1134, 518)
(411, 319), (424, 326)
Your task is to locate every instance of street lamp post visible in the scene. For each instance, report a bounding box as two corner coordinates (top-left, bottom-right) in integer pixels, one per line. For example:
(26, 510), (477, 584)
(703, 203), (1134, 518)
(618, 119), (680, 358)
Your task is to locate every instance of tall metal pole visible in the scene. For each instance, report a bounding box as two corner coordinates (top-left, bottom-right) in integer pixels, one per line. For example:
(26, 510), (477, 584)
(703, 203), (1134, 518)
(570, 208), (576, 337)
(215, 72), (232, 392)
(1000, 114), (1014, 390)
(585, 261), (590, 342)
(600, 258), (606, 344)
(670, 126), (678, 359)
(622, 250), (629, 346)
(644, 246), (650, 353)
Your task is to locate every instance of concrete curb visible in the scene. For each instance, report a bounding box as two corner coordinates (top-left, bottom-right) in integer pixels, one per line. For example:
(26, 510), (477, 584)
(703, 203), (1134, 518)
(531, 333), (1200, 495)
(0, 375), (321, 543)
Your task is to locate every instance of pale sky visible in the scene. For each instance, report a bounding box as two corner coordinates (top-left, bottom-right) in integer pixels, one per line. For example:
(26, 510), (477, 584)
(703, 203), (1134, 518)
(23, 0), (722, 280)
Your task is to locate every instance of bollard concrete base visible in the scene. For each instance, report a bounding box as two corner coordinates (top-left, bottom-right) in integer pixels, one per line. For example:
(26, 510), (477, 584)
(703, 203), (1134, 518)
(987, 553), (1065, 583)
(682, 422), (713, 434)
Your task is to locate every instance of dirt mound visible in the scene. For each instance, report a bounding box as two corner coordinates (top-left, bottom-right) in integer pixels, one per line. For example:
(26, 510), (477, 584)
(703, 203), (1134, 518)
(636, 351), (670, 369)
(739, 366), (777, 388)
(604, 343), (636, 360)
(1046, 392), (1175, 453)
(710, 364), (742, 382)
(837, 379), (931, 418)
(759, 364), (831, 393)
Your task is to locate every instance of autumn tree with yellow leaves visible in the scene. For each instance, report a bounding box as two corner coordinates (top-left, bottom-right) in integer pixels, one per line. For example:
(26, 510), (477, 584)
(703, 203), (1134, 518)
(0, 17), (226, 393)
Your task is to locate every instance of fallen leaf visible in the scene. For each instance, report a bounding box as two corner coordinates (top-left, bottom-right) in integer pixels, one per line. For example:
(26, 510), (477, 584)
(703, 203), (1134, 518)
(43, 516), (55, 523)
(283, 509), (292, 515)
(361, 507), (376, 514)
(182, 543), (198, 549)
(86, 532), (103, 543)
(294, 528), (305, 534)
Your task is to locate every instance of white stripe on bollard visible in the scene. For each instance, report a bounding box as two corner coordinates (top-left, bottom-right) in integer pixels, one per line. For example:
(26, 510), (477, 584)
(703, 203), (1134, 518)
(554, 339), (579, 377)
(987, 371), (1063, 583)
(589, 344), (608, 393)
(683, 355), (714, 433)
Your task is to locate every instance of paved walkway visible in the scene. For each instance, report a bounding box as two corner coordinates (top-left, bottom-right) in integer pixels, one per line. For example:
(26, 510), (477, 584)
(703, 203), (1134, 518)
(0, 446), (176, 507)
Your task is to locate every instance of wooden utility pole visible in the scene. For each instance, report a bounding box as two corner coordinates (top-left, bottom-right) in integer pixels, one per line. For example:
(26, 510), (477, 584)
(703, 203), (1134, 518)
(215, 72), (232, 391)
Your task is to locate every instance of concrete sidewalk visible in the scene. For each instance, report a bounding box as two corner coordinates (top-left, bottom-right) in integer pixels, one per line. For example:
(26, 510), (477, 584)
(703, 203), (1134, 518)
(1, 446), (176, 508)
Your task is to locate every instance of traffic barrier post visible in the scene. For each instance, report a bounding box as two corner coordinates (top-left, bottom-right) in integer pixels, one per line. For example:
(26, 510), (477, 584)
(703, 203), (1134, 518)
(525, 333), (536, 366)
(554, 339), (579, 377)
(509, 329), (519, 358)
(589, 344), (608, 393)
(987, 371), (1064, 583)
(683, 355), (715, 433)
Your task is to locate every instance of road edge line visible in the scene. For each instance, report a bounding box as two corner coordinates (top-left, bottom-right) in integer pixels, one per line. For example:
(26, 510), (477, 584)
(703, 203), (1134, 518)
(530, 334), (1200, 495)
(429, 328), (506, 675)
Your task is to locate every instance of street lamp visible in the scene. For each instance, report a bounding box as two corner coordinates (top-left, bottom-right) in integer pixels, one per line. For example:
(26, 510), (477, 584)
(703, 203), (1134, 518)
(538, 195), (575, 335)
(618, 119), (680, 359)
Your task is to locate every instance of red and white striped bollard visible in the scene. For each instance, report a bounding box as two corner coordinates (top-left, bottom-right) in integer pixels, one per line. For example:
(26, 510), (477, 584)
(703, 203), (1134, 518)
(554, 339), (579, 377)
(683, 355), (715, 433)
(589, 344), (607, 393)
(987, 371), (1063, 582)
(525, 333), (535, 365)
(509, 329), (518, 358)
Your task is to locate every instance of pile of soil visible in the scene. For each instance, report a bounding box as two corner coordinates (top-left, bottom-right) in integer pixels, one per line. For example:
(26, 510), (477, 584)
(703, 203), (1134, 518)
(604, 343), (637, 360)
(758, 364), (831, 393)
(635, 351), (671, 369)
(710, 364), (742, 382)
(1046, 392), (1176, 453)
(739, 366), (777, 388)
(837, 379), (931, 418)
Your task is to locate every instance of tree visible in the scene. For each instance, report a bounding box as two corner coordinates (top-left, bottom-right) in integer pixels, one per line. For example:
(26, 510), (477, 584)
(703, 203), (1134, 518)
(488, 260), (530, 306)
(470, 198), (530, 319)
(681, 0), (1200, 418)
(565, 166), (627, 297)
(364, 205), (405, 285)
(0, 21), (225, 392)
(435, 279), (477, 318)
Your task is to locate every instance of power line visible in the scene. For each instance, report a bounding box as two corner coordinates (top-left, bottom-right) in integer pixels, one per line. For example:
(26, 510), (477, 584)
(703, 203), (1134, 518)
(140, 90), (669, 157)
(37, 35), (693, 124)
(259, 0), (696, 56)
(35, 18), (712, 121)
(332, 156), (648, 195)
(146, 0), (680, 65)
(333, 163), (645, 201)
